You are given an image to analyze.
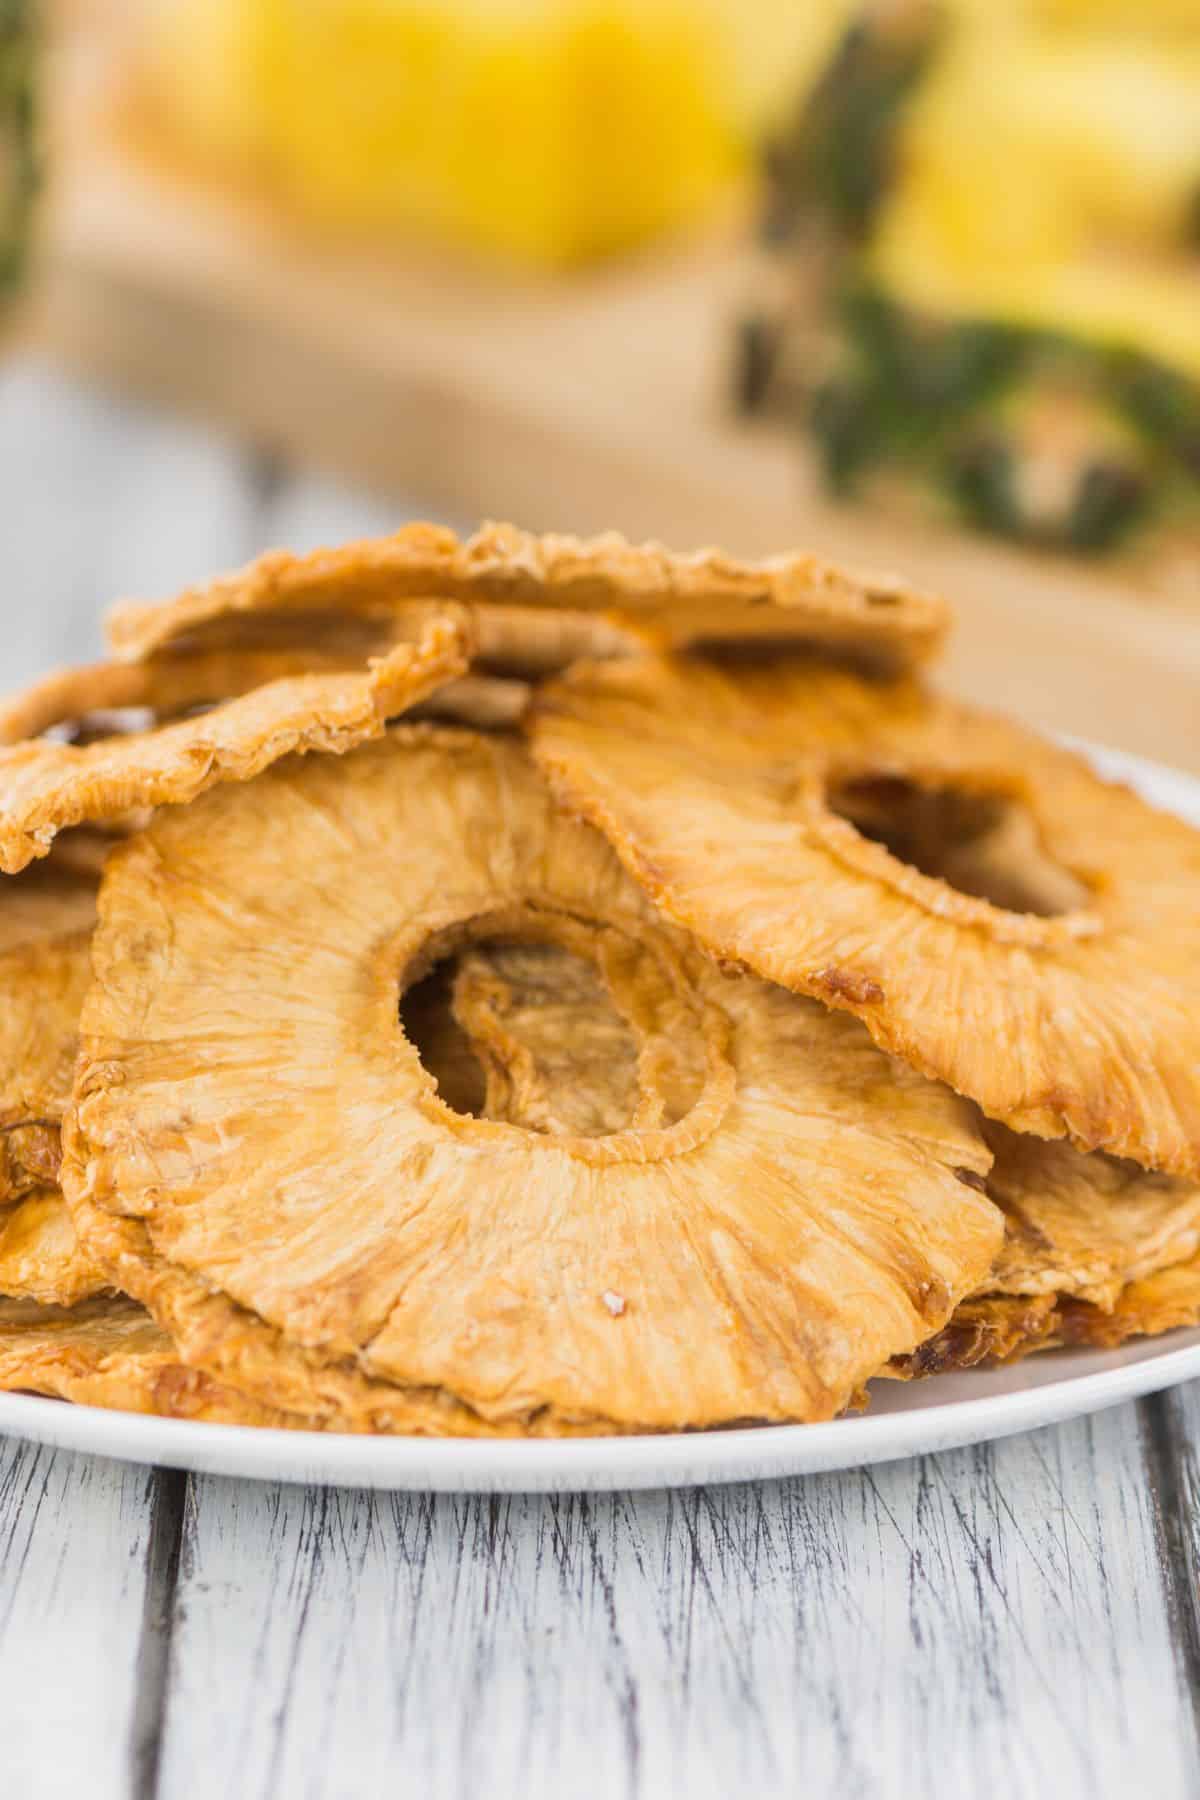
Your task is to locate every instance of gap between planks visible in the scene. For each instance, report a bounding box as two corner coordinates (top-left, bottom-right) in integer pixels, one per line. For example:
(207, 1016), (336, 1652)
(130, 1469), (188, 1800)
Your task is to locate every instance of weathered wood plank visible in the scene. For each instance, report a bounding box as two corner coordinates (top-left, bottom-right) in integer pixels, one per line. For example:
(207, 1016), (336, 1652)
(0, 1441), (176, 1799)
(1145, 1386), (1200, 1740)
(156, 1401), (1196, 1800)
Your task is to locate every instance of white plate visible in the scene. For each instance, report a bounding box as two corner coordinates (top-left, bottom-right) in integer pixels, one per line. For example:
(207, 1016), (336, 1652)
(2, 1326), (1199, 1492)
(2, 740), (1198, 1493)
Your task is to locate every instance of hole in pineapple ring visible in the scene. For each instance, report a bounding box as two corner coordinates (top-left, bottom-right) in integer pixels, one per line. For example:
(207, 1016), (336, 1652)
(395, 906), (722, 1150)
(821, 772), (1101, 941)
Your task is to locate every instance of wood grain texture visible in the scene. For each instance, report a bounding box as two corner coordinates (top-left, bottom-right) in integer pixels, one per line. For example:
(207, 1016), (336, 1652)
(1146, 1387), (1200, 1739)
(0, 1441), (170, 1799)
(154, 1408), (1197, 1800)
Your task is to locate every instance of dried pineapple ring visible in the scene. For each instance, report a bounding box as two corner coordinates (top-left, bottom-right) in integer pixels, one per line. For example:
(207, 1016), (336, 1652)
(0, 650), (324, 744)
(1060, 1256), (1200, 1353)
(0, 1189), (107, 1307)
(64, 728), (998, 1435)
(0, 930), (92, 1129)
(530, 655), (1200, 1175)
(0, 834), (123, 1296)
(105, 520), (948, 673)
(897, 1251), (1200, 1378)
(0, 1125), (62, 1204)
(891, 1121), (1200, 1374)
(0, 837), (105, 1209)
(0, 611), (469, 873)
(0, 837), (101, 948)
(0, 846), (107, 1294)
(402, 939), (1200, 1383)
(0, 1295), (309, 1425)
(0, 646), (528, 747)
(0, 930), (92, 1201)
(434, 942), (1200, 1312)
(977, 1120), (1200, 1311)
(446, 937), (680, 1137)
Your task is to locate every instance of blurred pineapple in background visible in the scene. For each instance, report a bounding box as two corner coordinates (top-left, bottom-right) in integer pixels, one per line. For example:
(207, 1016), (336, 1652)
(738, 0), (1200, 557)
(130, 0), (847, 268)
(1, 0), (35, 296)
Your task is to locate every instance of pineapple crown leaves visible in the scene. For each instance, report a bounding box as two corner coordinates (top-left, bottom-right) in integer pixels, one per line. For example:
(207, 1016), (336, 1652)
(739, 3), (1200, 554)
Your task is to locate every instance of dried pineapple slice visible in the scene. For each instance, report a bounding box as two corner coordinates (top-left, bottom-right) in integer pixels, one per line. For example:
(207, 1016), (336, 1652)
(0, 1295), (307, 1425)
(889, 1116), (1200, 1374)
(398, 939), (1200, 1383)
(0, 840), (108, 1295)
(448, 940), (655, 1138)
(1073, 1256), (1200, 1350)
(0, 647), (528, 745)
(105, 521), (948, 674)
(0, 930), (91, 1196)
(899, 1257), (1200, 1376)
(0, 836), (102, 948)
(426, 945), (1200, 1310)
(898, 1119), (1200, 1373)
(0, 1191), (107, 1308)
(0, 610), (469, 873)
(0, 1127), (62, 1206)
(530, 653), (1200, 1175)
(63, 728), (998, 1435)
(0, 836), (106, 1208)
(978, 1118), (1200, 1311)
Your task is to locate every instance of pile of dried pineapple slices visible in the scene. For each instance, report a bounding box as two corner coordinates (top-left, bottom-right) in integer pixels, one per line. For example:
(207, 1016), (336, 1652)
(1, 521), (1198, 1436)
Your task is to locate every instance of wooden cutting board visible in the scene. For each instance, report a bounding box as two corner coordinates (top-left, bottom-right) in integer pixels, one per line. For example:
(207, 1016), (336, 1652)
(33, 30), (1200, 772)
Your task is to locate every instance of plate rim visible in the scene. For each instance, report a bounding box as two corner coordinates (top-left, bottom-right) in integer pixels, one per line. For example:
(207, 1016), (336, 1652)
(1, 1329), (1199, 1492)
(4, 736), (1198, 1491)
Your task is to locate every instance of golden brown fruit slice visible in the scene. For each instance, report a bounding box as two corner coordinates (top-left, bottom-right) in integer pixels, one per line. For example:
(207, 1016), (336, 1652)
(0, 1190), (107, 1306)
(0, 1295), (308, 1424)
(110, 596), (643, 680)
(407, 934), (708, 1141)
(64, 728), (998, 1436)
(979, 1120), (1200, 1310)
(530, 655), (1200, 1175)
(0, 835), (102, 947)
(0, 837), (106, 1206)
(1074, 1257), (1200, 1351)
(104, 521), (948, 673)
(0, 1126), (62, 1203)
(0, 611), (469, 873)
(0, 647), (527, 746)
(411, 943), (1200, 1384)
(448, 941), (651, 1137)
(897, 1255), (1200, 1376)
(0, 929), (92, 1208)
(0, 930), (92, 1138)
(890, 1119), (1200, 1376)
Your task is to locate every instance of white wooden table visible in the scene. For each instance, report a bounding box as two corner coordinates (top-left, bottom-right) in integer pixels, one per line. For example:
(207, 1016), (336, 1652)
(3, 359), (1200, 1800)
